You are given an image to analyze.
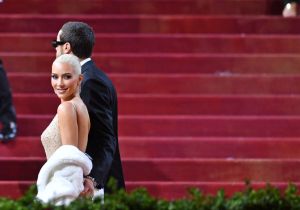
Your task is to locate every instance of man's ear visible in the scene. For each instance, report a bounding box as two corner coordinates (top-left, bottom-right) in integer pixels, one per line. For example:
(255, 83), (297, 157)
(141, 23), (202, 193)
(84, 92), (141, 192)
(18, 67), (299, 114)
(63, 42), (72, 54)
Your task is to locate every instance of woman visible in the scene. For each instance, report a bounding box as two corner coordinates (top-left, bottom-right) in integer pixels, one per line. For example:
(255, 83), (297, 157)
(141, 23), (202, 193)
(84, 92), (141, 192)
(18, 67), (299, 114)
(36, 54), (92, 206)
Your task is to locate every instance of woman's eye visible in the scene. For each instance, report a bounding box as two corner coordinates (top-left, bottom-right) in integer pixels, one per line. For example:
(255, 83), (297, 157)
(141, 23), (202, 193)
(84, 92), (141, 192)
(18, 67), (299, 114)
(64, 75), (72, 79)
(51, 75), (58, 79)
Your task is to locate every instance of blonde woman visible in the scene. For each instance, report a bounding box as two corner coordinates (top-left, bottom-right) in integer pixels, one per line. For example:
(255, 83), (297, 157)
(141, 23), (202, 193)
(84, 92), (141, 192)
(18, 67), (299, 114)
(36, 54), (92, 205)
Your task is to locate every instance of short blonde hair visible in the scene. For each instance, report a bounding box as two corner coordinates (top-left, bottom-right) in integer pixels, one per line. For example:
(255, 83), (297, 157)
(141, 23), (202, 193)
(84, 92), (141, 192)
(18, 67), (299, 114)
(53, 54), (81, 75)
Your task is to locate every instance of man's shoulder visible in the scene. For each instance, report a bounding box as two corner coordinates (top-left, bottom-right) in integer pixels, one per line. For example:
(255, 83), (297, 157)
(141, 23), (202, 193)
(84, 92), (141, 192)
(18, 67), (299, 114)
(83, 64), (114, 86)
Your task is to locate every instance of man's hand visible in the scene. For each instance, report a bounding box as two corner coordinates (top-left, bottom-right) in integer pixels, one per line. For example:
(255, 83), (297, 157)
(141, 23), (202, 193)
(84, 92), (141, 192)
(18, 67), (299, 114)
(80, 178), (95, 198)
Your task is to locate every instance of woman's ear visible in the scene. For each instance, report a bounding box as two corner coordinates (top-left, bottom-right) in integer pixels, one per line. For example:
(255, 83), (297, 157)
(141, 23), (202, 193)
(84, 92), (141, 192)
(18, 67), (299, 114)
(78, 74), (83, 85)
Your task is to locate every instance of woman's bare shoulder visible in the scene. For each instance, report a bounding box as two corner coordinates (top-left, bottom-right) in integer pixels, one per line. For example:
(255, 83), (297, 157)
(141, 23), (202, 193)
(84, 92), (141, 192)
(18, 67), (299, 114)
(57, 101), (76, 119)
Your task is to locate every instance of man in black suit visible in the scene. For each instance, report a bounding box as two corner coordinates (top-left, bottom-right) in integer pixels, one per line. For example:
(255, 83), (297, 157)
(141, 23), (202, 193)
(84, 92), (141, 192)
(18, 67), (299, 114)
(52, 21), (125, 196)
(0, 59), (17, 142)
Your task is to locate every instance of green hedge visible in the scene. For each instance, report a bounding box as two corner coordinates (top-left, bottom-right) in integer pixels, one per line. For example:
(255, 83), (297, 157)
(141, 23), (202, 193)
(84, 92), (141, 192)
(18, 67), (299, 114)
(1, 181), (300, 210)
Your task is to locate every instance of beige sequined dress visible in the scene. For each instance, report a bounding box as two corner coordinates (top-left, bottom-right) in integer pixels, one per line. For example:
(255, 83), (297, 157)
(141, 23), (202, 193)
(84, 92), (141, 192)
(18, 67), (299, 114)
(41, 115), (62, 159)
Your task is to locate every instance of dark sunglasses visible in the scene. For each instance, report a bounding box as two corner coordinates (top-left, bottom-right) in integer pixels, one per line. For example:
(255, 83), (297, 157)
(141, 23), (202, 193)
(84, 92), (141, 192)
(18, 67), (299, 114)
(51, 40), (66, 48)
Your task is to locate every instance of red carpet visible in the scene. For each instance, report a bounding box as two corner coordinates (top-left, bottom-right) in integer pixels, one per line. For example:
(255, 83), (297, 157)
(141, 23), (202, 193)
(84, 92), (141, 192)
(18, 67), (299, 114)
(0, 0), (299, 200)
(0, 0), (283, 15)
(9, 73), (300, 94)
(2, 53), (300, 74)
(3, 34), (300, 54)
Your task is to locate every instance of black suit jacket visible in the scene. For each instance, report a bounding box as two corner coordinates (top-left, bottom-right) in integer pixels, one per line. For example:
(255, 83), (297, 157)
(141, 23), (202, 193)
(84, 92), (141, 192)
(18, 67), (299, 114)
(80, 60), (125, 190)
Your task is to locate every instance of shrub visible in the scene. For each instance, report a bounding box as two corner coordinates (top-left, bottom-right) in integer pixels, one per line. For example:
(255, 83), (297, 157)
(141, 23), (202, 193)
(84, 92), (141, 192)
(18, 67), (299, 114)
(1, 182), (300, 210)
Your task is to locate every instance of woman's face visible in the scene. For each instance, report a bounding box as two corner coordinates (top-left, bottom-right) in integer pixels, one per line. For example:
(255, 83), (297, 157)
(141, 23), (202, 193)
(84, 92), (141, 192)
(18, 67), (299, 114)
(51, 62), (81, 102)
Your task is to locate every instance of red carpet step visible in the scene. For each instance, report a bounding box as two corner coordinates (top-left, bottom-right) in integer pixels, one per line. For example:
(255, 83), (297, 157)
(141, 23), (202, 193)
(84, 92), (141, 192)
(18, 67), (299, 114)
(16, 115), (300, 137)
(2, 137), (300, 159)
(125, 181), (300, 199)
(117, 159), (300, 182)
(2, 53), (300, 74)
(2, 158), (300, 182)
(0, 181), (34, 199)
(119, 137), (300, 159)
(3, 33), (300, 54)
(0, 0), (282, 15)
(13, 93), (300, 116)
(0, 15), (299, 34)
(9, 73), (300, 95)
(0, 137), (45, 157)
(0, 181), (298, 200)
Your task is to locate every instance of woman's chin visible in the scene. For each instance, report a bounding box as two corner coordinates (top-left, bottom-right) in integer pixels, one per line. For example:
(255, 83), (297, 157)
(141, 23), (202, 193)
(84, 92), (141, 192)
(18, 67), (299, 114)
(56, 93), (66, 100)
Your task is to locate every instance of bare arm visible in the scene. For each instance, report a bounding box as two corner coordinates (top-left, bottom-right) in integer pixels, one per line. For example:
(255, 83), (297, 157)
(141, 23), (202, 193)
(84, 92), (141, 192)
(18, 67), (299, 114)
(57, 102), (78, 147)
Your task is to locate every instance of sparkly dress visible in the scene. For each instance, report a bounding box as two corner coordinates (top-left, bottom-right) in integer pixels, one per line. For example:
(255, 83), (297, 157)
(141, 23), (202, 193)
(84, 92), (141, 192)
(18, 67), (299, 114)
(41, 115), (62, 159)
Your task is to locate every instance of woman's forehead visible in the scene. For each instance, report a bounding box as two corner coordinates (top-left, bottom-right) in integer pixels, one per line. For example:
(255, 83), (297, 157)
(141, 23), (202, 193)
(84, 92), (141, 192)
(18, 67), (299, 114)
(52, 62), (76, 74)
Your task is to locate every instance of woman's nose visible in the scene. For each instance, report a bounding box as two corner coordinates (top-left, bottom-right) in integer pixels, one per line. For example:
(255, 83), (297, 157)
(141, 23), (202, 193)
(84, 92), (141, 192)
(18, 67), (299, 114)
(57, 78), (64, 86)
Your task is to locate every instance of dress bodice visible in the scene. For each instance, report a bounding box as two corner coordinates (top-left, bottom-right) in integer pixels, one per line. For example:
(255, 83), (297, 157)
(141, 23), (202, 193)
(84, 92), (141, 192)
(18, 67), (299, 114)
(41, 115), (62, 159)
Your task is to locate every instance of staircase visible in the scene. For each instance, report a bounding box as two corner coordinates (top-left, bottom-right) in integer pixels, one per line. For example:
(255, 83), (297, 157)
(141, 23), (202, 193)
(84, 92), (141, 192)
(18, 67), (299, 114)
(1, 0), (300, 200)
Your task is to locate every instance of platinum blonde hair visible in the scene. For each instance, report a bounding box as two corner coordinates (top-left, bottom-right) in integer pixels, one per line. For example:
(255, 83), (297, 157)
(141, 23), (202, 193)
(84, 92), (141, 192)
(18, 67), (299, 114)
(53, 54), (81, 75)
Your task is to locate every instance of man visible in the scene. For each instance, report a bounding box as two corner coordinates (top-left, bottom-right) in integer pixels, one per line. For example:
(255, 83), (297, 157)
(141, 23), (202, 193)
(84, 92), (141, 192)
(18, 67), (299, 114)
(283, 0), (298, 17)
(0, 59), (17, 142)
(52, 21), (125, 196)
